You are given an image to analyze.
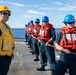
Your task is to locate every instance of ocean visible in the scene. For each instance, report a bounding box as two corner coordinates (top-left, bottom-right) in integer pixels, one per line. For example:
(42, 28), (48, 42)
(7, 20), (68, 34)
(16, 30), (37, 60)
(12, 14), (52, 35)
(12, 28), (25, 39)
(12, 28), (60, 39)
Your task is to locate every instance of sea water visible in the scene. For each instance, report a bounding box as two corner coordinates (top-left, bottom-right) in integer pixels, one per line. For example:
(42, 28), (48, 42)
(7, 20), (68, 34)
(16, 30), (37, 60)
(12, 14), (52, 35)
(12, 28), (60, 39)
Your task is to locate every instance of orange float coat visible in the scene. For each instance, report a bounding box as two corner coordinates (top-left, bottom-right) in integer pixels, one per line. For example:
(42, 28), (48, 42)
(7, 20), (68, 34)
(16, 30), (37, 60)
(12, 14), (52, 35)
(38, 23), (55, 41)
(28, 24), (34, 34)
(59, 26), (76, 50)
(33, 24), (41, 37)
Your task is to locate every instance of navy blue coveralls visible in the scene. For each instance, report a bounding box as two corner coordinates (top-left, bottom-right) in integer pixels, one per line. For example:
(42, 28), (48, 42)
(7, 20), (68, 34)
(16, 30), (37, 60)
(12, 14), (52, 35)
(32, 37), (39, 57)
(39, 28), (56, 71)
(54, 32), (76, 75)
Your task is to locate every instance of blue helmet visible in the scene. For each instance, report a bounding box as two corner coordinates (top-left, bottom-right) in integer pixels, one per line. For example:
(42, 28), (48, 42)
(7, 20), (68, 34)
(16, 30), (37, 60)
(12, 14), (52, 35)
(42, 16), (49, 22)
(35, 18), (40, 23)
(63, 14), (76, 23)
(30, 20), (33, 23)
(25, 24), (27, 26)
(28, 22), (30, 26)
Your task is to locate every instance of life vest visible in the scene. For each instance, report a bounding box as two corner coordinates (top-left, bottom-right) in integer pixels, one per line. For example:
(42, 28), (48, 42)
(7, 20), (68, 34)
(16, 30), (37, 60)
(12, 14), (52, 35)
(24, 26), (27, 32)
(59, 26), (76, 50)
(28, 24), (34, 34)
(33, 24), (41, 37)
(0, 22), (14, 56)
(38, 23), (55, 41)
(25, 26), (28, 33)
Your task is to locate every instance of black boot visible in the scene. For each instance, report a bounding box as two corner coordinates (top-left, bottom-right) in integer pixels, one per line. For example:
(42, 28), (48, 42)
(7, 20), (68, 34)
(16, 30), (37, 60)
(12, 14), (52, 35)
(36, 65), (45, 71)
(30, 50), (33, 53)
(34, 57), (39, 61)
(51, 70), (55, 75)
(25, 40), (27, 42)
(32, 51), (35, 55)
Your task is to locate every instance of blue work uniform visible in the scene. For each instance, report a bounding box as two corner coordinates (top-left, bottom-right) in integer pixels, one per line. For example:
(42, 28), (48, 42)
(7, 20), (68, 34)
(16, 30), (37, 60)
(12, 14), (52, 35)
(39, 28), (56, 71)
(54, 32), (76, 75)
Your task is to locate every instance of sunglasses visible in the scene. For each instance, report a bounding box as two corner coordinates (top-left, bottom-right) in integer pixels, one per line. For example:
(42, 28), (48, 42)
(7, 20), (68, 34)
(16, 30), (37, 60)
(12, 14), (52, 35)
(35, 22), (39, 23)
(66, 22), (74, 24)
(1, 12), (11, 16)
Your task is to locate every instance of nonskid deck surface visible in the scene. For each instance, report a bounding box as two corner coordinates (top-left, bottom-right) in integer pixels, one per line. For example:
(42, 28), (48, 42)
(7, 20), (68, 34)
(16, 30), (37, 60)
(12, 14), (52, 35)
(7, 39), (69, 75)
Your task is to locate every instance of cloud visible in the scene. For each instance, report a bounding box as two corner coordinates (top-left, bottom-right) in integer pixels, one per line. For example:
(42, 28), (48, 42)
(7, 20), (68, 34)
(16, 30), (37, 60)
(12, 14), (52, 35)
(0, 1), (25, 7)
(69, 0), (75, 2)
(0, 1), (4, 3)
(22, 14), (34, 19)
(57, 5), (76, 11)
(10, 2), (25, 7)
(27, 10), (46, 15)
(51, 2), (63, 5)
(48, 1), (76, 11)
(54, 2), (63, 5)
(39, 7), (52, 10)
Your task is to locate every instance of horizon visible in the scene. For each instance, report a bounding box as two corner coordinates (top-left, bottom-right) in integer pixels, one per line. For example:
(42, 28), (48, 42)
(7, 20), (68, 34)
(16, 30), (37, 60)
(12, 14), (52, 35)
(0, 0), (76, 28)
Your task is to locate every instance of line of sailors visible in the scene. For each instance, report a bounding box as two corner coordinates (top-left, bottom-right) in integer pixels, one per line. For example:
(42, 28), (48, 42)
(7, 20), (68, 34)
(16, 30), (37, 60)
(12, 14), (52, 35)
(24, 14), (76, 75)
(25, 16), (56, 75)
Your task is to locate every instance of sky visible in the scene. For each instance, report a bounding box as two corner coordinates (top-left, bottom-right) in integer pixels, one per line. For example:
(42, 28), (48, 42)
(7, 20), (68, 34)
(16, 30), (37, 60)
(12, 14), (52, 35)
(0, 0), (76, 28)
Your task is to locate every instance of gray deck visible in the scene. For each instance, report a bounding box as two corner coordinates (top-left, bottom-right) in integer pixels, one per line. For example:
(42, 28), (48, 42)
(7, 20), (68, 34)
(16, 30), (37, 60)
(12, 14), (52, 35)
(7, 39), (69, 75)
